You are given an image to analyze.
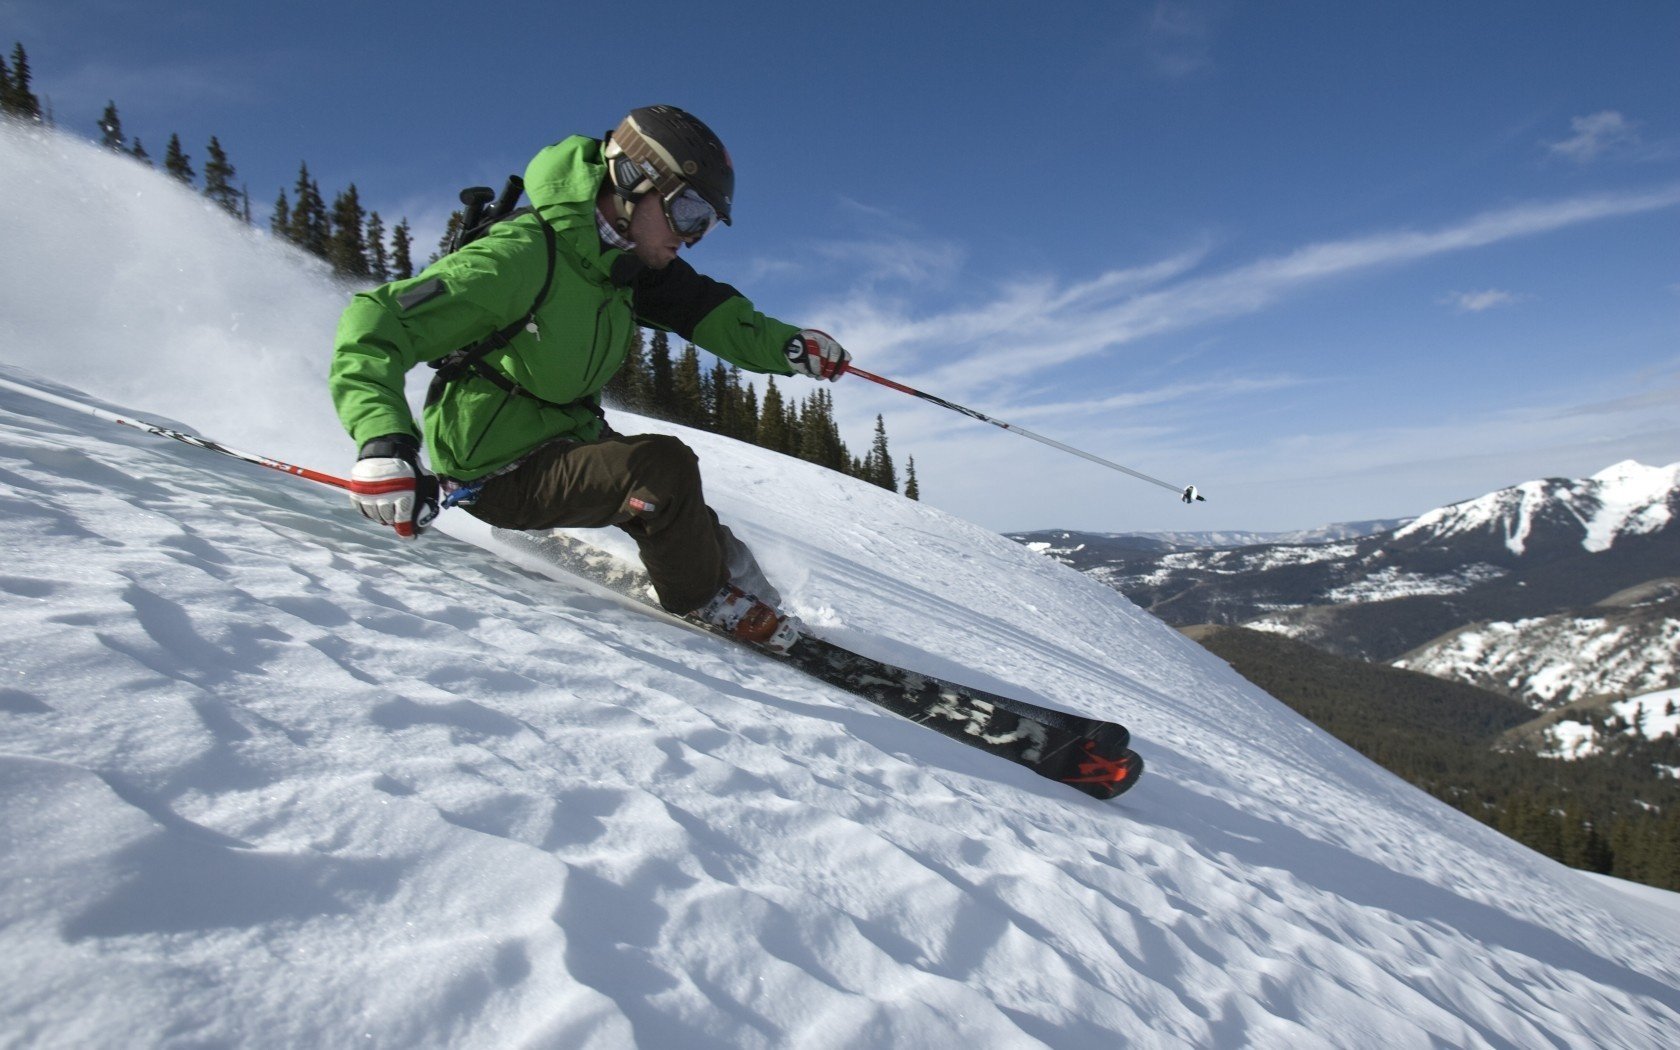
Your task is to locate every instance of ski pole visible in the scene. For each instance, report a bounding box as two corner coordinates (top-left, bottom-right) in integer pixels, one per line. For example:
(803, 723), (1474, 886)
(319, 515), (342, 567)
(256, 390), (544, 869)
(0, 375), (353, 491)
(840, 365), (1205, 503)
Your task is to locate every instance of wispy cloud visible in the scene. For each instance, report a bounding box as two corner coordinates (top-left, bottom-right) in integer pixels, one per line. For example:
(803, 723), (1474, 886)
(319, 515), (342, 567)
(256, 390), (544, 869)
(1006, 374), (1311, 424)
(1545, 111), (1642, 163)
(836, 196), (901, 223)
(812, 237), (967, 289)
(915, 363), (1680, 532)
(1144, 0), (1227, 79)
(1440, 288), (1529, 313)
(1208, 368), (1680, 501)
(821, 184), (1680, 396)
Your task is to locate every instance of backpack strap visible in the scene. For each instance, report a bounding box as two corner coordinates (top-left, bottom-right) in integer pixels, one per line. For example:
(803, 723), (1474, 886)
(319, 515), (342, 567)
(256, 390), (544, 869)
(426, 217), (557, 398)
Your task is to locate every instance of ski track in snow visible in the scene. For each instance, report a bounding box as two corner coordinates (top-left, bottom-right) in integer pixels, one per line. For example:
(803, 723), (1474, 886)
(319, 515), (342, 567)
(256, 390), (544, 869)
(4, 122), (1680, 1049)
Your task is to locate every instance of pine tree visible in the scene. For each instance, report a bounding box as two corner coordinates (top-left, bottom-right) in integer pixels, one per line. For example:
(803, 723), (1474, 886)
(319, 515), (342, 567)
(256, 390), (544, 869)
(797, 390), (828, 466)
(1658, 810), (1680, 890)
(97, 101), (124, 151)
(824, 391), (850, 470)
(674, 344), (706, 426)
(1559, 808), (1612, 874)
(904, 456), (921, 500)
(2, 43), (43, 121)
(129, 137), (151, 166)
(711, 364), (754, 439)
(391, 219), (415, 280)
(241, 185), (252, 224)
(705, 360), (729, 433)
(780, 390), (802, 456)
(163, 133), (195, 186)
(327, 184), (370, 278)
(797, 390), (848, 470)
(758, 376), (788, 452)
(740, 376), (760, 441)
(287, 163), (330, 258)
(271, 190), (291, 239)
(365, 211), (390, 281)
(867, 415), (898, 492)
(603, 328), (648, 411)
(431, 210), (463, 264)
(648, 330), (675, 415)
(202, 136), (240, 216)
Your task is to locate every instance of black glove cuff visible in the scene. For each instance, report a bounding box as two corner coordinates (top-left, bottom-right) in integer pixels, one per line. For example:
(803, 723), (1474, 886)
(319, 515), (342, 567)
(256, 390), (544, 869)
(358, 433), (420, 462)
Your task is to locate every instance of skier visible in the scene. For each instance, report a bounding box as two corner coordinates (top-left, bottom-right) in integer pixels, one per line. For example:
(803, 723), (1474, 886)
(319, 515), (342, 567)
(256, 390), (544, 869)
(329, 105), (849, 651)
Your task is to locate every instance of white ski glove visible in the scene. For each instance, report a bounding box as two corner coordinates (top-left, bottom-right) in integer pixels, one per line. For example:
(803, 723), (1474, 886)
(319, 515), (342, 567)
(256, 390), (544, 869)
(784, 329), (851, 382)
(349, 435), (438, 540)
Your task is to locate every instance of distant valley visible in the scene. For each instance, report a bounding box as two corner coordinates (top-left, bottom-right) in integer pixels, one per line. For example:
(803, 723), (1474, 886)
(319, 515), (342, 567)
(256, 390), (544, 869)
(1013, 461), (1680, 885)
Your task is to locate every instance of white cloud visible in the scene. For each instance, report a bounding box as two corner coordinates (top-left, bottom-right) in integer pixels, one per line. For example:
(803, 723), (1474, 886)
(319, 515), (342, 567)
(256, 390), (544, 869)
(811, 237), (967, 288)
(1004, 374), (1310, 423)
(801, 186), (1680, 530)
(912, 365), (1680, 533)
(835, 196), (900, 222)
(1546, 111), (1642, 163)
(1440, 289), (1528, 313)
(1144, 0), (1227, 79)
(816, 184), (1680, 400)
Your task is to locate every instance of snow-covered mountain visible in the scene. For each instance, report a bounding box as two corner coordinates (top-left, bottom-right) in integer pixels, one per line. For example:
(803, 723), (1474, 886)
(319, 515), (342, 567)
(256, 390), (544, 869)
(6, 121), (1680, 1048)
(1012, 519), (1408, 559)
(1393, 581), (1680, 709)
(1019, 463), (1680, 667)
(1392, 461), (1679, 557)
(1533, 688), (1680, 763)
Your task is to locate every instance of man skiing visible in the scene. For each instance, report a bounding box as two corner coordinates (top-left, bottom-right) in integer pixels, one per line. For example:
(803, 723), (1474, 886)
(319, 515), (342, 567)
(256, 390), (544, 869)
(329, 105), (849, 652)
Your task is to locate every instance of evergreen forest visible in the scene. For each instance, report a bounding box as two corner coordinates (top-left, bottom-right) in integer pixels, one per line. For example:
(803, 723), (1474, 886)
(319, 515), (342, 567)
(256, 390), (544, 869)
(1189, 625), (1680, 891)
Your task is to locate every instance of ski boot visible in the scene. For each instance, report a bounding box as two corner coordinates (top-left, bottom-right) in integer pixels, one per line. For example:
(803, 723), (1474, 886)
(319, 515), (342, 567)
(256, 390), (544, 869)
(694, 584), (802, 653)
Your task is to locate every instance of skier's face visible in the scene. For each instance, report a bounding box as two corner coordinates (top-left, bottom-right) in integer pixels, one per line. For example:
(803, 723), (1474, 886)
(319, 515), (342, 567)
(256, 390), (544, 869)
(629, 192), (684, 270)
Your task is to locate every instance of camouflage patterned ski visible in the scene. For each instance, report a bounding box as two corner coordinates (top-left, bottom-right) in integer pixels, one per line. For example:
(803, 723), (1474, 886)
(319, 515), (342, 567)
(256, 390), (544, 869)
(489, 528), (1143, 800)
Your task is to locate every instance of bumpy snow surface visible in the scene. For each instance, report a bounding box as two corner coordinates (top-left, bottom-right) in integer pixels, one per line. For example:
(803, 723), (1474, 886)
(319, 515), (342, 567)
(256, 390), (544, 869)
(5, 123), (1680, 1049)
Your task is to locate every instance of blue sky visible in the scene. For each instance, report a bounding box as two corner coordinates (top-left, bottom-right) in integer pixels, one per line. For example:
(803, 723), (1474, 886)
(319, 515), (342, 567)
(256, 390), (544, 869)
(9, 0), (1679, 532)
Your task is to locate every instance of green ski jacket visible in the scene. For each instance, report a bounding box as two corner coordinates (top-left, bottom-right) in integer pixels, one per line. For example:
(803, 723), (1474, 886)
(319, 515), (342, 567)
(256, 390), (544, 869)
(329, 135), (800, 481)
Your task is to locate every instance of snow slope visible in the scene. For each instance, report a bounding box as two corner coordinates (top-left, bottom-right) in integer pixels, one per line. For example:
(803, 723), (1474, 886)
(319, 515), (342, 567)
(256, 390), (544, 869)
(5, 121), (1680, 1049)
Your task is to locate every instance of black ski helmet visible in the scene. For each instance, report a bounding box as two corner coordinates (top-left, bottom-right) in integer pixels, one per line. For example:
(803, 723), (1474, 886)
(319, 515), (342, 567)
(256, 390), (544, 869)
(603, 105), (734, 229)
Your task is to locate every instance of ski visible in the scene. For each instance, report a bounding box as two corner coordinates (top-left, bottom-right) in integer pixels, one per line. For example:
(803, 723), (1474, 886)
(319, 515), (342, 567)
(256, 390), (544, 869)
(489, 528), (1143, 800)
(771, 633), (1143, 799)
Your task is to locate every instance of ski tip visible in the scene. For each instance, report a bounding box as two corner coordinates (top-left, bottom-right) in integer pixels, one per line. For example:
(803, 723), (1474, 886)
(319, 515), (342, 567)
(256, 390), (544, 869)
(1060, 747), (1144, 800)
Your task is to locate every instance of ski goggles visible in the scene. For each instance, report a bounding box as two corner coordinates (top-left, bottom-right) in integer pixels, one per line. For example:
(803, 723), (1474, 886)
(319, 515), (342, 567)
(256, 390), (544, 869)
(611, 154), (721, 245)
(661, 183), (721, 245)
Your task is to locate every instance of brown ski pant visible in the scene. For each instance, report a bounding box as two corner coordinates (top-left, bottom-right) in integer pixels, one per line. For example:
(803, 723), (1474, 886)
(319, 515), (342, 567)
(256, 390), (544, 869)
(465, 433), (731, 614)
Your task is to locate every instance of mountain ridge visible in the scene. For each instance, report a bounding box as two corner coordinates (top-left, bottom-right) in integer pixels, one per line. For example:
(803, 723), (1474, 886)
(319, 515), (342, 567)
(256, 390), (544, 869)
(1015, 461), (1680, 682)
